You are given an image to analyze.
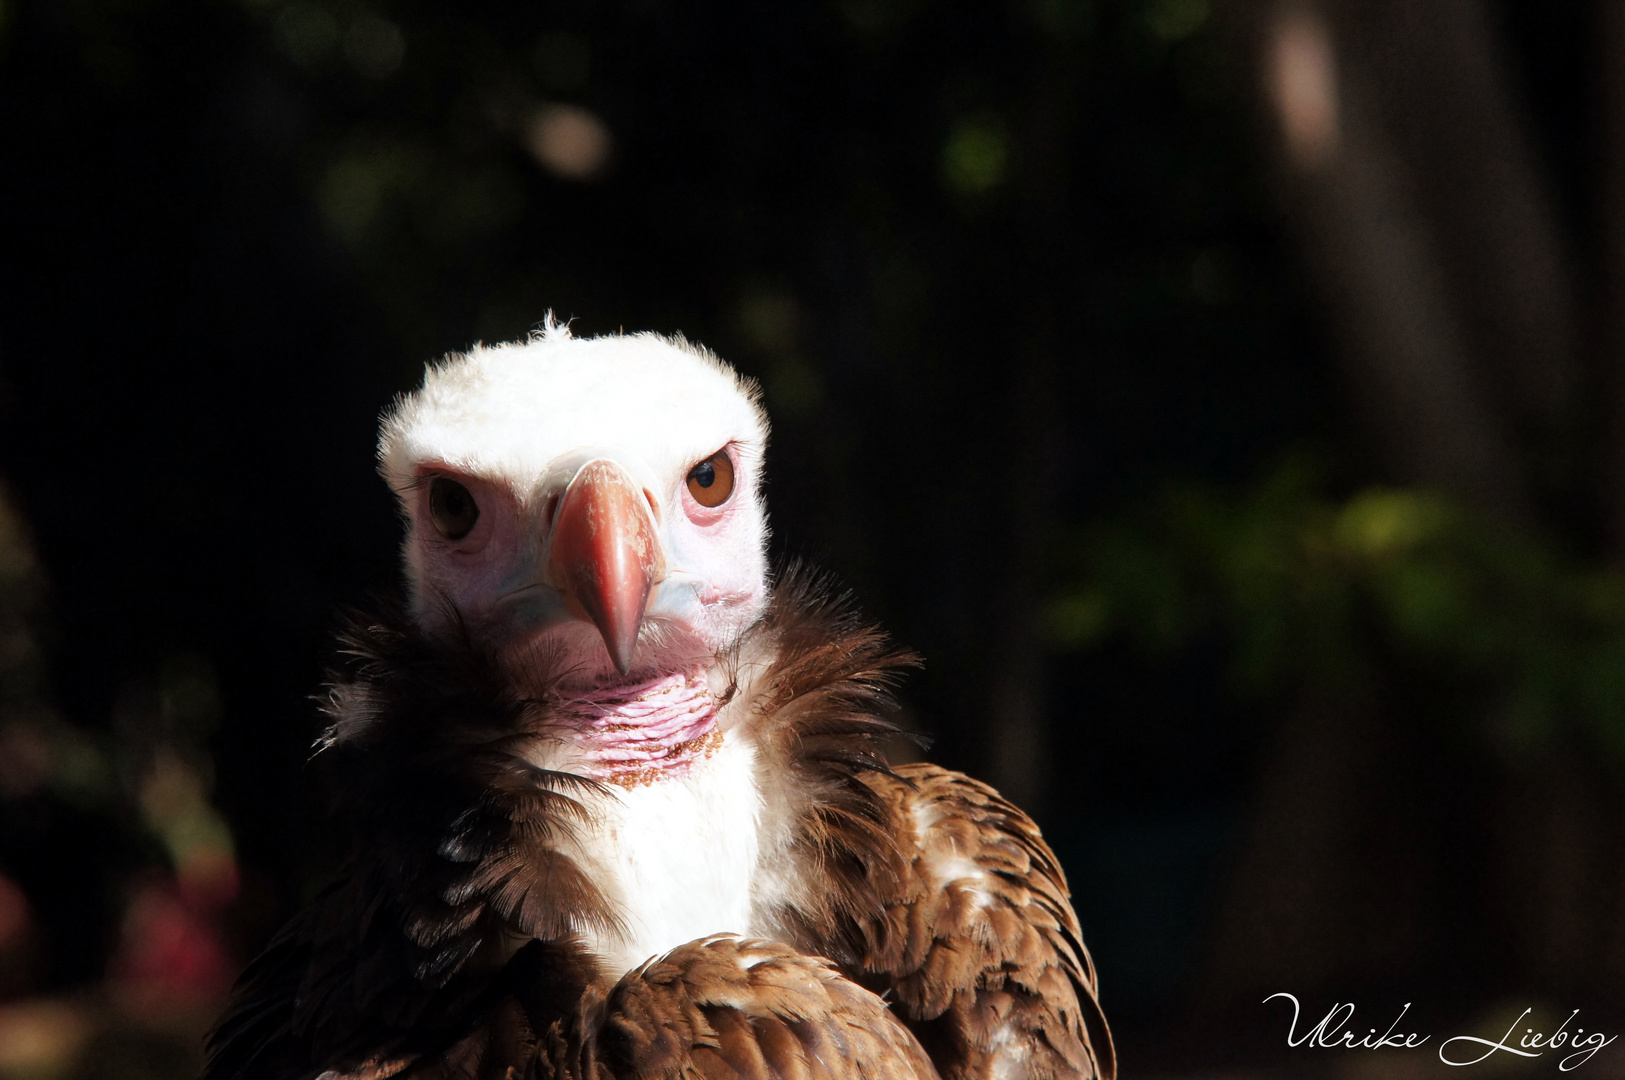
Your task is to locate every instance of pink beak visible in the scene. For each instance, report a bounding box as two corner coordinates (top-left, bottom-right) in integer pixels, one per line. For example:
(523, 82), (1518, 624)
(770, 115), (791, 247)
(546, 459), (664, 675)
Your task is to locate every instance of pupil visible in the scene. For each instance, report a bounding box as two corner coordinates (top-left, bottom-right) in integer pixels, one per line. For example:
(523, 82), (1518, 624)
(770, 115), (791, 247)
(429, 478), (478, 539)
(694, 461), (715, 488)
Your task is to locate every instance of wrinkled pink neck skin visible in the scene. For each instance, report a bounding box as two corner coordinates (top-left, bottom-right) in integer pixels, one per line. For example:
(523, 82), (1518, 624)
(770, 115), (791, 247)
(554, 668), (720, 786)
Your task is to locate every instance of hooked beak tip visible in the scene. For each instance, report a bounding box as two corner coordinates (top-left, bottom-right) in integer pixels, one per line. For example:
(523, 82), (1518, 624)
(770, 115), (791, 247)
(608, 635), (637, 676)
(589, 587), (649, 676)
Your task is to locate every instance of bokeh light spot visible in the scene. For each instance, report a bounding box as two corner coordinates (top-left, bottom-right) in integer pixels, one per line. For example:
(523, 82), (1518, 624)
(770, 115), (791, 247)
(1028, 0), (1093, 42)
(1145, 0), (1209, 41)
(275, 3), (339, 67)
(942, 115), (1009, 196)
(345, 15), (405, 80)
(523, 105), (613, 181)
(0, 1001), (91, 1077)
(1270, 7), (1340, 169)
(736, 289), (801, 354)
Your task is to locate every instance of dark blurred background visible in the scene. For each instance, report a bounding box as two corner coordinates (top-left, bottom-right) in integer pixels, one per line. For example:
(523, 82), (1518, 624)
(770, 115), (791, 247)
(0, 0), (1620, 1076)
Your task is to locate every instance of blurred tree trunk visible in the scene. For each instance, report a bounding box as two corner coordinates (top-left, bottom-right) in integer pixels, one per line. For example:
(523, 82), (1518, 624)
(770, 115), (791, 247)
(1250, 0), (1574, 523)
(983, 31), (1080, 818)
(983, 348), (1055, 816)
(1600, 0), (1625, 555)
(1592, 0), (1625, 985)
(1202, 683), (1433, 1000)
(1493, 753), (1625, 992)
(1202, 0), (1605, 1010)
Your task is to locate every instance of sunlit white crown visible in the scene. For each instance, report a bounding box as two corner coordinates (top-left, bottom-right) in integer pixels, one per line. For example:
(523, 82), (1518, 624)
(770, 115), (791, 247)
(378, 319), (768, 498)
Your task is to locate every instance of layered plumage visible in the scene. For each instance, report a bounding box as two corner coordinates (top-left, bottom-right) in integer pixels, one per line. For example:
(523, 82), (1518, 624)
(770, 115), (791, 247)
(202, 324), (1113, 1080)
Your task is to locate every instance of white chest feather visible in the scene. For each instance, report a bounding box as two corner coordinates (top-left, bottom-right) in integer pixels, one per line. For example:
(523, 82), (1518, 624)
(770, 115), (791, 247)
(565, 730), (765, 975)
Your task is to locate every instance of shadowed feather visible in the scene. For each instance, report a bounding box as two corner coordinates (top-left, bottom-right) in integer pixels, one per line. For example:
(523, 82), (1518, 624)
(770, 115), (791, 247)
(202, 570), (1112, 1080)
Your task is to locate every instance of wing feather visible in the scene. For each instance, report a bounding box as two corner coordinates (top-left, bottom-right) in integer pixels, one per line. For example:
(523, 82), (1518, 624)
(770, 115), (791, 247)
(856, 764), (1114, 1080)
(595, 936), (938, 1080)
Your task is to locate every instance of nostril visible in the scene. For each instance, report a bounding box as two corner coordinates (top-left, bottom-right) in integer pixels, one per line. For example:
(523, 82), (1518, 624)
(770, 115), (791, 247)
(643, 489), (660, 520)
(543, 493), (562, 531)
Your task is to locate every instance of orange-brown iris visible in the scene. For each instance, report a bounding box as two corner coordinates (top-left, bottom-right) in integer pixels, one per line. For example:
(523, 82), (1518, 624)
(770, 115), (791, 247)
(686, 449), (735, 508)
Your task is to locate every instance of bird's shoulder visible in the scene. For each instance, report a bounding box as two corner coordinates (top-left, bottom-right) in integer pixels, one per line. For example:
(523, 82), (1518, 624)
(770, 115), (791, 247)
(850, 763), (1116, 1080)
(594, 935), (937, 1080)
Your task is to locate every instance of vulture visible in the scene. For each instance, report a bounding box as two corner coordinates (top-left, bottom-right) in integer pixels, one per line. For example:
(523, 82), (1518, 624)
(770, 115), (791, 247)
(203, 321), (1114, 1080)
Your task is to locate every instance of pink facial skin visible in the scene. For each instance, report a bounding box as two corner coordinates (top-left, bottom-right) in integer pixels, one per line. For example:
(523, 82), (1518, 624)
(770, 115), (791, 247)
(556, 667), (721, 785)
(403, 444), (768, 695)
(403, 468), (527, 627)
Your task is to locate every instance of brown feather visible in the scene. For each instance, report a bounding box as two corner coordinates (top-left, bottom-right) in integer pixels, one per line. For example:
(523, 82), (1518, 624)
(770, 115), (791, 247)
(843, 765), (1115, 1080)
(202, 570), (1110, 1080)
(596, 936), (936, 1080)
(203, 604), (622, 1079)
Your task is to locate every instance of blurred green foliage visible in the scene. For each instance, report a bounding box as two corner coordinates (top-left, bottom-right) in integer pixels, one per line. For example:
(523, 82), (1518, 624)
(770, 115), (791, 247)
(941, 114), (1011, 195)
(0, 0), (1612, 1059)
(6, 0), (1319, 958)
(1049, 456), (1625, 760)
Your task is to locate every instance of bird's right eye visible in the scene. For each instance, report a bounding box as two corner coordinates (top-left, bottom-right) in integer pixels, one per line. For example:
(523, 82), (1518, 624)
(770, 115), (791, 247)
(429, 477), (480, 540)
(686, 449), (735, 508)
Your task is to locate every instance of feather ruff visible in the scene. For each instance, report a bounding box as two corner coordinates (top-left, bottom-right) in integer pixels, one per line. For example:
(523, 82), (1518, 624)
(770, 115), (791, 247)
(203, 567), (924, 1080)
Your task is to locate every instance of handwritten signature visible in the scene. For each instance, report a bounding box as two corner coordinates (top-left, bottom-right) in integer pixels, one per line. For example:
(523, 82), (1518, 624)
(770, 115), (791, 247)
(1265, 993), (1617, 1071)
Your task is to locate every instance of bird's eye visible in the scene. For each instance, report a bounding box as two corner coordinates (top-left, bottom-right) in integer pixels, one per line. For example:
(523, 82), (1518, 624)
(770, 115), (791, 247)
(686, 450), (735, 509)
(429, 477), (480, 540)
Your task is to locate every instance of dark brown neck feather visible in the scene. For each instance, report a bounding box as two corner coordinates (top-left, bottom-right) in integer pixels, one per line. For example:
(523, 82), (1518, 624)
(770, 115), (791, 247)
(204, 564), (920, 1080)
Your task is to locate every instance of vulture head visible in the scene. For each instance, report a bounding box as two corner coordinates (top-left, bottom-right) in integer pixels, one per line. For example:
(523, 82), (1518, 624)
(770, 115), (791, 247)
(378, 320), (769, 730)
(203, 321), (1115, 1080)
